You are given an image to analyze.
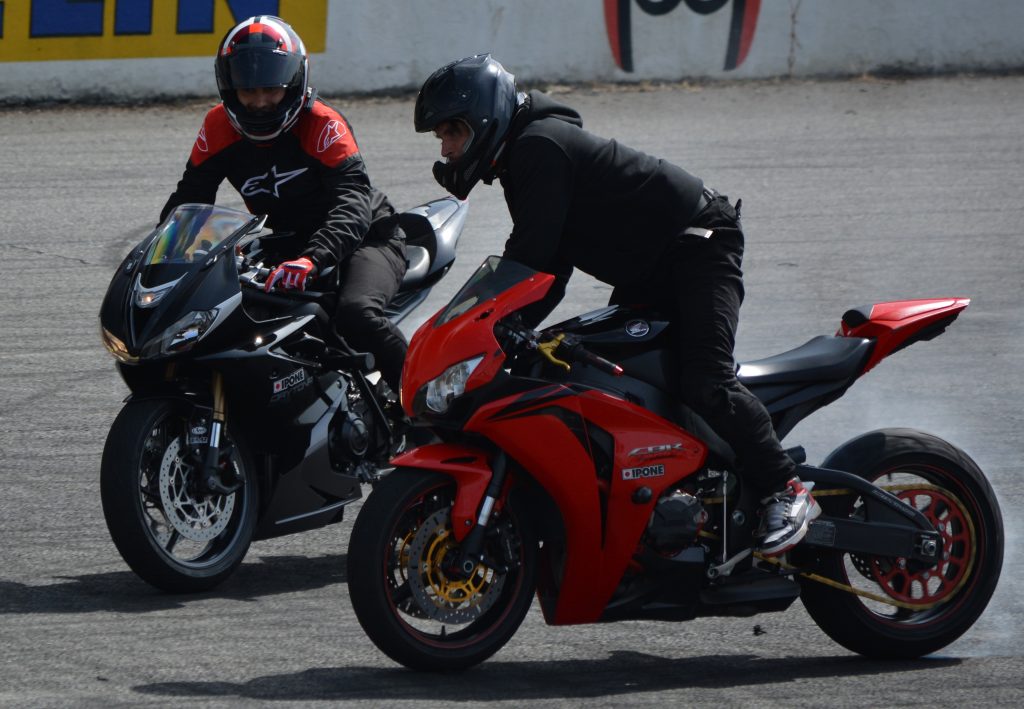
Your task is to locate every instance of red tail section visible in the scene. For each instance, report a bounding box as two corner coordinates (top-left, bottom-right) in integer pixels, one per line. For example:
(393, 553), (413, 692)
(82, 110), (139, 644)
(839, 298), (970, 374)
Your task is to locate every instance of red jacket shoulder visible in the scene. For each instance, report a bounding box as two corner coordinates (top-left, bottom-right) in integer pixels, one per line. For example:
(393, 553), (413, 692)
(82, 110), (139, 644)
(189, 105), (240, 165)
(295, 100), (361, 167)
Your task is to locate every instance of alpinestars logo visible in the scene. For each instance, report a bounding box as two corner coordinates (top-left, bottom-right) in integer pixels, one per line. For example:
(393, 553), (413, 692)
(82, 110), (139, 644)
(317, 119), (348, 153)
(241, 165), (308, 198)
(195, 126), (209, 153)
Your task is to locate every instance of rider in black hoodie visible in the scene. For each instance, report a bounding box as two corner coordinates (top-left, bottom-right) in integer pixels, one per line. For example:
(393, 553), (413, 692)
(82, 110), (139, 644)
(415, 55), (820, 557)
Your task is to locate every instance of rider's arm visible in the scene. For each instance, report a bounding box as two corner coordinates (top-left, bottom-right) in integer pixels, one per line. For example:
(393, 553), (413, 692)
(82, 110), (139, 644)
(159, 157), (225, 222)
(159, 107), (234, 223)
(501, 135), (574, 327)
(290, 105), (376, 274)
(299, 155), (374, 273)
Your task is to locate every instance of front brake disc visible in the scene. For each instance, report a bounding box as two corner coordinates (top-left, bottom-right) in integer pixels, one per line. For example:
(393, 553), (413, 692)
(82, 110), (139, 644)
(406, 508), (505, 624)
(158, 437), (235, 542)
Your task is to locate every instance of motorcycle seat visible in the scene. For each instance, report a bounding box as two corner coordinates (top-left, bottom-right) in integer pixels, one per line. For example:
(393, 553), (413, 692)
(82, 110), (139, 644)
(397, 211), (437, 291)
(401, 245), (430, 287)
(737, 335), (874, 386)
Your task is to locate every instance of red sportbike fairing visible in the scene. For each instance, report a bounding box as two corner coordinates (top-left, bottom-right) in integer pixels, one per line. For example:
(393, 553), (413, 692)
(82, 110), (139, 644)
(347, 256), (1003, 671)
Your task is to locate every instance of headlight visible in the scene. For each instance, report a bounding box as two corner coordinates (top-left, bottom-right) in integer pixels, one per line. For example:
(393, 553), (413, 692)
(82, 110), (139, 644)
(141, 309), (219, 358)
(100, 326), (138, 364)
(424, 356), (483, 413)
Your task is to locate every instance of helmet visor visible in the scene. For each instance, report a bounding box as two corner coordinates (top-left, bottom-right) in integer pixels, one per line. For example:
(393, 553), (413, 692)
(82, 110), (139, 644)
(224, 49), (304, 89)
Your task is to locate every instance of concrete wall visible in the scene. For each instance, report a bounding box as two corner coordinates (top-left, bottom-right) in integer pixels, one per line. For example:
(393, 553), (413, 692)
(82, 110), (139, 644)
(2, 0), (1023, 103)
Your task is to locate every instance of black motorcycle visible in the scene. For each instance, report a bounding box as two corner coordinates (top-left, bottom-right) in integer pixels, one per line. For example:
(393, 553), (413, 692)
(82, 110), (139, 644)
(98, 197), (467, 592)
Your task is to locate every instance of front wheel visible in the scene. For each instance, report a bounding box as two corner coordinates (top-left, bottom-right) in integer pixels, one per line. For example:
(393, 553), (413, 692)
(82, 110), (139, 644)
(347, 469), (537, 671)
(100, 398), (258, 593)
(799, 428), (1003, 658)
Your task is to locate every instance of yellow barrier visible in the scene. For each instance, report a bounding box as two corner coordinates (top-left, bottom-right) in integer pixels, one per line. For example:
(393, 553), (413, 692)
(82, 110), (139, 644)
(0, 0), (327, 62)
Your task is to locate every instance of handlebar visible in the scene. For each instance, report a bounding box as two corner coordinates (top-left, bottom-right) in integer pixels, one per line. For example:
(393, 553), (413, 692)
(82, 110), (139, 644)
(498, 321), (623, 377)
(550, 333), (624, 376)
(238, 265), (331, 301)
(565, 340), (625, 376)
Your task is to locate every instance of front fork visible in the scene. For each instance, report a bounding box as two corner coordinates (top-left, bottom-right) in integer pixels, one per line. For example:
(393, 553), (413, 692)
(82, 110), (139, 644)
(449, 450), (510, 578)
(199, 371), (243, 495)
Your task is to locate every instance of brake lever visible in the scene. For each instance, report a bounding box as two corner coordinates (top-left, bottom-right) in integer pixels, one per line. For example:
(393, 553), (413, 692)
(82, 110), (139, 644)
(540, 332), (624, 376)
(538, 333), (571, 372)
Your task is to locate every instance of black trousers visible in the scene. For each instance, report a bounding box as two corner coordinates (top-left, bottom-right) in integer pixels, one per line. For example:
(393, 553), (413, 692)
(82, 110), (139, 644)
(611, 193), (795, 495)
(333, 239), (408, 391)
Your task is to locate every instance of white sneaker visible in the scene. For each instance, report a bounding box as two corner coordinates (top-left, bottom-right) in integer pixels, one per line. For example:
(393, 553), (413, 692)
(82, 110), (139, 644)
(756, 477), (821, 557)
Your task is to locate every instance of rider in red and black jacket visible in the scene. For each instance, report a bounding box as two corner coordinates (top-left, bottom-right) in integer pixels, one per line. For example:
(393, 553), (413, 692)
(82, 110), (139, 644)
(161, 15), (407, 391)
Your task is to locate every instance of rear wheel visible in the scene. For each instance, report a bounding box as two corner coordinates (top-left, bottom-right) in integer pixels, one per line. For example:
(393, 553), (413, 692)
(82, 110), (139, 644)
(800, 429), (1003, 657)
(347, 469), (537, 671)
(100, 398), (258, 593)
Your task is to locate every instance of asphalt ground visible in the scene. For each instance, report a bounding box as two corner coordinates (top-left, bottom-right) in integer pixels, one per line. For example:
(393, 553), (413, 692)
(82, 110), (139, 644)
(1, 75), (1022, 707)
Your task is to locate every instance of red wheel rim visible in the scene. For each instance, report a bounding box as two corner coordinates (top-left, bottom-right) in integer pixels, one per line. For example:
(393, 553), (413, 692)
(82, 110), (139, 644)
(869, 486), (973, 605)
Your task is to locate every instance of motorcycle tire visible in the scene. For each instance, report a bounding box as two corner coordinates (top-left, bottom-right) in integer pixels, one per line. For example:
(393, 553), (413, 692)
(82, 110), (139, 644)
(799, 428), (1003, 658)
(100, 397), (258, 593)
(347, 468), (537, 671)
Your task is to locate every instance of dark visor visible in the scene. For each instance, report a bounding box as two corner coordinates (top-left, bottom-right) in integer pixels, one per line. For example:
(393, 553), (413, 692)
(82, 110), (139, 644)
(225, 49), (303, 89)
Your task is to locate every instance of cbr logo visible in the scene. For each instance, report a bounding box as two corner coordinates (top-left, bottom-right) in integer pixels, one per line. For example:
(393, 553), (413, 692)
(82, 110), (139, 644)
(273, 369), (307, 394)
(629, 443), (687, 457)
(317, 119), (348, 153)
(622, 464), (665, 480)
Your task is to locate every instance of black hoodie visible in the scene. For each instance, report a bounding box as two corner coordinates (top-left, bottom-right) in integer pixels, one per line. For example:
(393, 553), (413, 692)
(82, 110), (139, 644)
(498, 91), (705, 302)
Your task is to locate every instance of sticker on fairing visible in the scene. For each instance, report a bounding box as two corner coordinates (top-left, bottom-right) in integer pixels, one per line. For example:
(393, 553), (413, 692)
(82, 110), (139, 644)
(273, 368), (307, 394)
(622, 463), (666, 480)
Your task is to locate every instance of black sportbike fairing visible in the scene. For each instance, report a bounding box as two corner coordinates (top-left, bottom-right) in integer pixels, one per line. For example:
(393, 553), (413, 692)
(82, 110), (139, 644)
(100, 199), (466, 541)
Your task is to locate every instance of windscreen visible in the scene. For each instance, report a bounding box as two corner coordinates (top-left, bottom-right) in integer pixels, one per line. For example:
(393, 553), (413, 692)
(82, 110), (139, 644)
(144, 204), (255, 268)
(435, 255), (539, 326)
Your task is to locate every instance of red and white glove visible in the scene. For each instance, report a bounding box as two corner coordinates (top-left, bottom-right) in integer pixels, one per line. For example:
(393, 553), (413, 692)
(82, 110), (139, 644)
(265, 257), (316, 293)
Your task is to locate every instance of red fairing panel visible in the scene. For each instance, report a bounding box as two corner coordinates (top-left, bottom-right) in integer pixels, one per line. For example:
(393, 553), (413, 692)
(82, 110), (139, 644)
(389, 443), (493, 542)
(467, 386), (707, 625)
(840, 298), (970, 373)
(400, 272), (555, 417)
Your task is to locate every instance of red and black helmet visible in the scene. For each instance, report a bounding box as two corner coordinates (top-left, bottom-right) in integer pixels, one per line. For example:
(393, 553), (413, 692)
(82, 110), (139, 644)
(215, 16), (309, 142)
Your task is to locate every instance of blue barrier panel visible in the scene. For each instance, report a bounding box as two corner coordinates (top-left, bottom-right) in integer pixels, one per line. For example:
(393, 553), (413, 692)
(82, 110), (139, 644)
(178, 0), (280, 34)
(115, 2), (154, 36)
(31, 0), (103, 38)
(0, 0), (326, 62)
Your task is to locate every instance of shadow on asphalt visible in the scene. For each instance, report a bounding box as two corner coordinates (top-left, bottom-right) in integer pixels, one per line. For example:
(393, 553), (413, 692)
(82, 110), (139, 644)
(132, 653), (961, 700)
(0, 553), (347, 614)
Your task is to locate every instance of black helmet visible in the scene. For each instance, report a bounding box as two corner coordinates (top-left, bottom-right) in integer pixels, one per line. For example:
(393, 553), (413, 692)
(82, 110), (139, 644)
(414, 54), (520, 199)
(215, 16), (309, 142)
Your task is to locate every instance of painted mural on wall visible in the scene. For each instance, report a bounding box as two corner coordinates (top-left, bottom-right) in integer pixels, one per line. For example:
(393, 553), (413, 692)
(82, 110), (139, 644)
(0, 0), (326, 62)
(604, 0), (761, 72)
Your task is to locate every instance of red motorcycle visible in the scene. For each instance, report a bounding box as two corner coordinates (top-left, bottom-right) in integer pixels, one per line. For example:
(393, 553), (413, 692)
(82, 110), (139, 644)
(347, 256), (1003, 671)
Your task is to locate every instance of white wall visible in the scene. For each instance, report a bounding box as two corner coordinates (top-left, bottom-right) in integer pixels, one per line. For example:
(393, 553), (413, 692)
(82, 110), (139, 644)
(2, 0), (1023, 103)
